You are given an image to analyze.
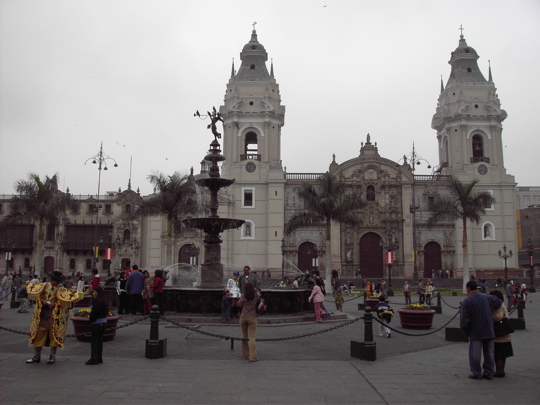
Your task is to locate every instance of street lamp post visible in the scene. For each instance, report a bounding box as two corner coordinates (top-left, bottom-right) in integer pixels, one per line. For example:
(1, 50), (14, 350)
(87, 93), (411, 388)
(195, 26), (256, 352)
(281, 238), (285, 278)
(399, 143), (431, 281)
(85, 142), (118, 274)
(380, 232), (399, 296)
(498, 245), (513, 282)
(526, 239), (536, 293)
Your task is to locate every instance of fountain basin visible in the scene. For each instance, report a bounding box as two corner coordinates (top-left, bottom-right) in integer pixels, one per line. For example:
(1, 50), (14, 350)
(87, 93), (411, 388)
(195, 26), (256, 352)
(182, 217), (245, 233)
(159, 288), (311, 314)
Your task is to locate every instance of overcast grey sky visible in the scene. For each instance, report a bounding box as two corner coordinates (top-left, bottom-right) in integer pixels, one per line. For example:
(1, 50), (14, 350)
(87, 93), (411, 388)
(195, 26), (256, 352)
(1, 0), (539, 197)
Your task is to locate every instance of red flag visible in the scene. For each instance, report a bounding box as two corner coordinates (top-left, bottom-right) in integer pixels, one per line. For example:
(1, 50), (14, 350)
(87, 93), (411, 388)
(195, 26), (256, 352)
(105, 248), (113, 260)
(385, 252), (395, 264)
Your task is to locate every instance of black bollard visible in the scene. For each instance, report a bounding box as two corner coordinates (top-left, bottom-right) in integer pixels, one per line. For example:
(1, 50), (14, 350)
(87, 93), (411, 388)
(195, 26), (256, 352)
(509, 300), (526, 330)
(430, 292), (442, 314)
(145, 305), (167, 359)
(350, 306), (377, 361)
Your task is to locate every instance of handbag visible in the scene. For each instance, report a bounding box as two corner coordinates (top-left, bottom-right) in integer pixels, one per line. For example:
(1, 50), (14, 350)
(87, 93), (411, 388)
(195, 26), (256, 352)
(494, 317), (514, 337)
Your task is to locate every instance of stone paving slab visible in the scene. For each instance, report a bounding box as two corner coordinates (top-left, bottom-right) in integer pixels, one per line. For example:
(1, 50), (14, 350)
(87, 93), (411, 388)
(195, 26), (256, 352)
(0, 293), (538, 404)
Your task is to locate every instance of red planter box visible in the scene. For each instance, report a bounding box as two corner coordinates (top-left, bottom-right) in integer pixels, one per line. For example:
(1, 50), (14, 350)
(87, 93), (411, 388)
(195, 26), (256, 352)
(398, 309), (436, 329)
(70, 315), (120, 342)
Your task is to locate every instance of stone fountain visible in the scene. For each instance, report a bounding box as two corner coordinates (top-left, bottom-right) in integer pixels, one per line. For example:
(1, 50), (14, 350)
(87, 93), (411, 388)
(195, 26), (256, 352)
(182, 133), (245, 289)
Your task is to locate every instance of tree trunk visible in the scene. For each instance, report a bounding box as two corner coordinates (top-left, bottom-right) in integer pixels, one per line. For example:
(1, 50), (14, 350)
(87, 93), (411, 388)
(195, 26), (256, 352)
(324, 220), (332, 294)
(462, 220), (469, 293)
(166, 219), (173, 267)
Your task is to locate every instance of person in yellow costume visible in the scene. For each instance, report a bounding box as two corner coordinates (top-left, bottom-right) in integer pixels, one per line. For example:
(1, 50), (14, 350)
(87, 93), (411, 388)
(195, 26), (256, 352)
(26, 271), (84, 364)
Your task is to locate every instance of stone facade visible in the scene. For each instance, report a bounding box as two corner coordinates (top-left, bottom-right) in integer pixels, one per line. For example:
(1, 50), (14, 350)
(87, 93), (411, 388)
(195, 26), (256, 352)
(0, 30), (525, 281)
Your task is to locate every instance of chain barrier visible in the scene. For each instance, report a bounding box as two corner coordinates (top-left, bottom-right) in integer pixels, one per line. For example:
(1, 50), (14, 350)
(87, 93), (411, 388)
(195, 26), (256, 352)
(439, 295), (461, 309)
(0, 315), (150, 338)
(161, 315), (363, 342)
(372, 308), (461, 337)
(0, 325), (30, 336)
(65, 314), (150, 338)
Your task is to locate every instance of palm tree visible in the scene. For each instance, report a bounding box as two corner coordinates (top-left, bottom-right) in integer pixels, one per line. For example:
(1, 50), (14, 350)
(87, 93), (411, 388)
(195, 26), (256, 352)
(285, 172), (365, 285)
(136, 171), (201, 267)
(427, 177), (495, 292)
(0, 172), (80, 272)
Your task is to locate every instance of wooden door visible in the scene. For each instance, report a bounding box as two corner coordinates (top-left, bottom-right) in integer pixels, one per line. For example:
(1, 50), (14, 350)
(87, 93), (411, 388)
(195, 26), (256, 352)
(423, 241), (442, 278)
(297, 242), (317, 272)
(359, 232), (383, 278)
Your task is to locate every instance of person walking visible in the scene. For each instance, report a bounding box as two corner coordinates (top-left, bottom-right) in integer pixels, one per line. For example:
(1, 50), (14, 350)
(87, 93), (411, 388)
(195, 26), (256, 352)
(488, 290), (513, 377)
(86, 286), (109, 365)
(308, 278), (326, 323)
(376, 295), (394, 338)
(238, 282), (260, 362)
(403, 280), (411, 305)
(460, 280), (502, 380)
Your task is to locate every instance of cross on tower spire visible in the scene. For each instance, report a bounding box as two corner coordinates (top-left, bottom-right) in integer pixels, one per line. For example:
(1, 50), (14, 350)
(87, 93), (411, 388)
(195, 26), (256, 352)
(459, 24), (464, 38)
(252, 21), (257, 31)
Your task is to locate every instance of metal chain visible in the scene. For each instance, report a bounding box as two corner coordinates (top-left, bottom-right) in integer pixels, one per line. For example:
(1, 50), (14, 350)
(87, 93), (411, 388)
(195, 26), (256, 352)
(0, 325), (30, 335)
(161, 315), (363, 342)
(372, 309), (460, 336)
(65, 315), (150, 338)
(439, 295), (461, 309)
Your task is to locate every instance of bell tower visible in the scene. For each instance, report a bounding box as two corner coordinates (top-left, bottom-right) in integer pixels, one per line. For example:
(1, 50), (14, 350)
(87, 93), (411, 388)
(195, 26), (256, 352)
(431, 31), (517, 273)
(218, 28), (286, 272)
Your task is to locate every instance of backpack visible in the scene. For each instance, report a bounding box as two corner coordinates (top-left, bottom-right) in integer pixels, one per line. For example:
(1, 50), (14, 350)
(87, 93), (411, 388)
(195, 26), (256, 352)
(256, 296), (267, 316)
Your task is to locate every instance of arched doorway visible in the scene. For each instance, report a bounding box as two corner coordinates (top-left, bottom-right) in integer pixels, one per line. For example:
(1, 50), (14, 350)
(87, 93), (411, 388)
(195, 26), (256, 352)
(179, 244), (199, 265)
(423, 241), (442, 278)
(44, 256), (55, 273)
(297, 242), (318, 273)
(359, 232), (383, 278)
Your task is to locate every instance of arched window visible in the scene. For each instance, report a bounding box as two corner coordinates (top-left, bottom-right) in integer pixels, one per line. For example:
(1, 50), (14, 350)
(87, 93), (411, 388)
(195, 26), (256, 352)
(85, 259), (92, 270)
(69, 258), (76, 270)
(366, 185), (376, 202)
(245, 132), (258, 156)
(472, 134), (484, 158)
(125, 204), (132, 214)
(443, 137), (449, 163)
(123, 229), (131, 244)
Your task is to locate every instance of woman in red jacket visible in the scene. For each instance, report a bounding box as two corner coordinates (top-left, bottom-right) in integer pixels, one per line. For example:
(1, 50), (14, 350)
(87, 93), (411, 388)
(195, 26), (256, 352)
(151, 269), (165, 315)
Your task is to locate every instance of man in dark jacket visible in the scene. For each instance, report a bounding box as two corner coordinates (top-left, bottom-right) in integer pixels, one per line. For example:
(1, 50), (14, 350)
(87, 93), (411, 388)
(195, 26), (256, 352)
(239, 266), (260, 293)
(460, 280), (502, 380)
(125, 265), (144, 315)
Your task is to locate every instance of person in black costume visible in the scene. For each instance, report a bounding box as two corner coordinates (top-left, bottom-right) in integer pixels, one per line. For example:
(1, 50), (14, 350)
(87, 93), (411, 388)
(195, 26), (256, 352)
(86, 286), (109, 365)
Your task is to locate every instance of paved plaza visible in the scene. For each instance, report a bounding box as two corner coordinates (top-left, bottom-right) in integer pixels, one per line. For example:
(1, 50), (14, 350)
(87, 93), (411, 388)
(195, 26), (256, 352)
(0, 292), (538, 404)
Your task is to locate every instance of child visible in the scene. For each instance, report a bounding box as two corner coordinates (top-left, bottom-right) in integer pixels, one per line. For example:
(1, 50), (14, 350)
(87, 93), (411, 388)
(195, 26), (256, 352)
(335, 289), (344, 312)
(221, 289), (231, 323)
(375, 295), (394, 338)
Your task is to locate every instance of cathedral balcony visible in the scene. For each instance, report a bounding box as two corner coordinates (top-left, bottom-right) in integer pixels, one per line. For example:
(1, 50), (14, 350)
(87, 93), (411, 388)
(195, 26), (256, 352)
(240, 154), (261, 161)
(470, 157), (490, 163)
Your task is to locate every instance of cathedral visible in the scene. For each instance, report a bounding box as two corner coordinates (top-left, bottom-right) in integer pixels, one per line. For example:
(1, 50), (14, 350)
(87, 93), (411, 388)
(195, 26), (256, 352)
(0, 29), (518, 281)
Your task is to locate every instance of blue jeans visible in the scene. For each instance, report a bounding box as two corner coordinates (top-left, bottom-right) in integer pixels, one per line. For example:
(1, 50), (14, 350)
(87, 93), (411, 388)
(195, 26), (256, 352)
(469, 339), (494, 377)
